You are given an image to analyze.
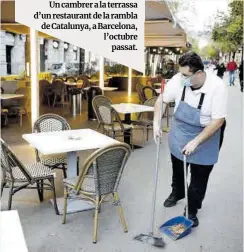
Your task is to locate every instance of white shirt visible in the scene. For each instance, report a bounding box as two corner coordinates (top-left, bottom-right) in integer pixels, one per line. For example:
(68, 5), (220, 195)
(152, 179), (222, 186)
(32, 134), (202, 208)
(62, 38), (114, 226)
(162, 72), (228, 126)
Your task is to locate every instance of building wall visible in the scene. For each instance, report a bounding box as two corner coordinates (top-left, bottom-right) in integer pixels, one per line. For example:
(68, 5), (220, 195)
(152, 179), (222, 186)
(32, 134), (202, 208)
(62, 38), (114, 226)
(0, 30), (91, 76)
(0, 31), (7, 76)
(0, 31), (25, 76)
(11, 34), (26, 75)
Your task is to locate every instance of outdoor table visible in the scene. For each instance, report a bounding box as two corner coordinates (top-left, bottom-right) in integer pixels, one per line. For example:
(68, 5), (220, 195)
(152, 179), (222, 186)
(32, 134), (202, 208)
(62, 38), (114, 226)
(111, 103), (154, 148)
(0, 210), (28, 252)
(64, 82), (77, 86)
(0, 94), (24, 99)
(22, 129), (119, 214)
(153, 82), (161, 87)
(112, 103), (154, 124)
(89, 79), (99, 83)
(83, 86), (118, 95)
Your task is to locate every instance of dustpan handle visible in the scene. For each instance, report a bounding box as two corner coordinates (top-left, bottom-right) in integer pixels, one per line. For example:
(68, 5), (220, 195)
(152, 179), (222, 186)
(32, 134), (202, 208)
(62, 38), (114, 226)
(183, 154), (189, 219)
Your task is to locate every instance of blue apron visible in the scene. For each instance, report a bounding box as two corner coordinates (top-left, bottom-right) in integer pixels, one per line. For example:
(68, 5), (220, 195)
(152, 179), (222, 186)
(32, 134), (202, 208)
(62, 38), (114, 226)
(169, 86), (221, 165)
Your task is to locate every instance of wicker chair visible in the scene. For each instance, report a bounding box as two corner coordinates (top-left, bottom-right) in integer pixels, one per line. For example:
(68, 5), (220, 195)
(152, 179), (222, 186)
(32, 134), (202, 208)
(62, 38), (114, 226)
(141, 86), (157, 102)
(62, 142), (131, 243)
(7, 87), (30, 127)
(39, 80), (53, 107)
(92, 95), (112, 131)
(92, 97), (134, 150)
(52, 80), (69, 107)
(33, 114), (79, 178)
(136, 83), (144, 104)
(0, 138), (59, 214)
(132, 97), (157, 141)
(77, 75), (90, 99)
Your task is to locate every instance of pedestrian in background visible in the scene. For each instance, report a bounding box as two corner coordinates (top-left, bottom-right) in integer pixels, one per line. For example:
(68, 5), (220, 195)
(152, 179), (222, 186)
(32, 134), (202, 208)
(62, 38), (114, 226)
(214, 60), (226, 79)
(227, 58), (238, 86)
(239, 61), (243, 92)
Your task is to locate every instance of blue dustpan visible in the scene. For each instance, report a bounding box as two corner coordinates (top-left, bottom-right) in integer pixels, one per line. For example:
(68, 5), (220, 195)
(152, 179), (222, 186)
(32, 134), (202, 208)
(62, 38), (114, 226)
(159, 215), (193, 240)
(160, 155), (194, 240)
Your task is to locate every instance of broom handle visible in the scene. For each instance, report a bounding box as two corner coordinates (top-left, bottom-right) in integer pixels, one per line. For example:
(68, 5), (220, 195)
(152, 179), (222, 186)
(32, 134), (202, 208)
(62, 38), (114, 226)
(150, 137), (161, 234)
(150, 97), (163, 234)
(183, 154), (189, 219)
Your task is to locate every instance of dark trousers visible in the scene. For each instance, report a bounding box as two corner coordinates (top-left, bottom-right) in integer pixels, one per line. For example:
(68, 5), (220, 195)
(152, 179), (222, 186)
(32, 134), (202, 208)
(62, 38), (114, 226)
(170, 120), (226, 215)
(240, 74), (243, 92)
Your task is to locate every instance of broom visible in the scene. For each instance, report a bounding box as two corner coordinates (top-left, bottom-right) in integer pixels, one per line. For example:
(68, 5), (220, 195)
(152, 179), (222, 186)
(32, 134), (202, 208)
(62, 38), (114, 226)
(134, 95), (165, 248)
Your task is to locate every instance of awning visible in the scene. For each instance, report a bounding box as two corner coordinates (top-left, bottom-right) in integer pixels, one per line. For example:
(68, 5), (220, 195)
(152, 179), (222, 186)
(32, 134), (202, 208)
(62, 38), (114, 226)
(145, 0), (173, 21)
(145, 21), (187, 47)
(145, 1), (187, 48)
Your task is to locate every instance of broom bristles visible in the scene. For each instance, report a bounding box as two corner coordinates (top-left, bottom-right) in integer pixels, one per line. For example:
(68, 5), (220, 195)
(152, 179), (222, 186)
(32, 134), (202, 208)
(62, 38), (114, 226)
(134, 233), (165, 248)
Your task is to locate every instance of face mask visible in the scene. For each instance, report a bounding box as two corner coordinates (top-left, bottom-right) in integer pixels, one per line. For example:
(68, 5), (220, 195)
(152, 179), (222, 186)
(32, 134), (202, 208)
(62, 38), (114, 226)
(181, 77), (192, 87)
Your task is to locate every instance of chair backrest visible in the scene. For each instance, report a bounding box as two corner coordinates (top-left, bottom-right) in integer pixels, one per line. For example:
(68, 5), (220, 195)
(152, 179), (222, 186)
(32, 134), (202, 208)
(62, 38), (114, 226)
(144, 96), (157, 107)
(33, 114), (71, 133)
(92, 95), (112, 123)
(141, 86), (157, 102)
(66, 76), (76, 83)
(14, 87), (29, 107)
(39, 79), (52, 94)
(77, 75), (90, 88)
(52, 80), (66, 94)
(0, 138), (32, 182)
(75, 143), (131, 195)
(136, 83), (144, 104)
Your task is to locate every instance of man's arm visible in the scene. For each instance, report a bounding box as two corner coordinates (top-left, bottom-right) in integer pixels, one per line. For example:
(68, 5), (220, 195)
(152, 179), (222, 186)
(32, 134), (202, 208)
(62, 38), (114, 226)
(153, 94), (168, 142)
(182, 118), (225, 155)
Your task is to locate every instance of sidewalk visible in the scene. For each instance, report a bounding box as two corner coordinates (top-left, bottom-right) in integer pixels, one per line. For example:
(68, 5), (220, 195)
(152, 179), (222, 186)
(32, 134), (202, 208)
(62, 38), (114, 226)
(1, 75), (243, 252)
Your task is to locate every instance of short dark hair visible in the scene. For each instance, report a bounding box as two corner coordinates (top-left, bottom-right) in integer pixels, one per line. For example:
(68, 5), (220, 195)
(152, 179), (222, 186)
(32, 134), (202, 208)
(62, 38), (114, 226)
(179, 52), (204, 73)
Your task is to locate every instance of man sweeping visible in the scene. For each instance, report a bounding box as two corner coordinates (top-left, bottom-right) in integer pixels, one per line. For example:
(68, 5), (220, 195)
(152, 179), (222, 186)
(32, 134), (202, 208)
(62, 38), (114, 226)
(153, 52), (227, 227)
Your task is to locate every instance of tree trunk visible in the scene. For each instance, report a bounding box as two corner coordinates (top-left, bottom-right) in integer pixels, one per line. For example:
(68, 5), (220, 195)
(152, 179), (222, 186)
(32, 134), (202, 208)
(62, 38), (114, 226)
(233, 51), (236, 59)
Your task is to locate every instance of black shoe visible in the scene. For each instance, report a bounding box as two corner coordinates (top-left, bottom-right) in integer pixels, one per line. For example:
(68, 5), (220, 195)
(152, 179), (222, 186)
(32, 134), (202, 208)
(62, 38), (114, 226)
(163, 193), (184, 207)
(183, 211), (199, 227)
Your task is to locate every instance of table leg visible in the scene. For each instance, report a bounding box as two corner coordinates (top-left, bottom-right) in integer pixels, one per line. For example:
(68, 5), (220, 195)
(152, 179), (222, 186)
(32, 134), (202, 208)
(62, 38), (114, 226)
(124, 114), (131, 124)
(123, 114), (143, 149)
(50, 151), (95, 214)
(67, 151), (77, 178)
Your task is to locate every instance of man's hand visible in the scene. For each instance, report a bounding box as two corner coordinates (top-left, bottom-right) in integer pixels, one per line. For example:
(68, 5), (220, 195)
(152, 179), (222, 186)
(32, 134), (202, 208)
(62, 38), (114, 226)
(153, 126), (162, 144)
(182, 139), (199, 156)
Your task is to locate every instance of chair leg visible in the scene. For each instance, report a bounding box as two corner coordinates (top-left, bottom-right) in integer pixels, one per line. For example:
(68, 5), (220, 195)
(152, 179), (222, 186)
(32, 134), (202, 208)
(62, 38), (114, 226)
(37, 180), (44, 202)
(4, 114), (8, 126)
(53, 95), (57, 107)
(146, 127), (149, 141)
(62, 187), (68, 224)
(76, 157), (80, 176)
(62, 165), (67, 179)
(47, 96), (50, 107)
(130, 130), (134, 151)
(98, 196), (101, 213)
(1, 181), (6, 197)
(96, 122), (101, 132)
(19, 113), (23, 127)
(50, 178), (59, 215)
(113, 192), (128, 233)
(93, 196), (100, 243)
(8, 182), (14, 210)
